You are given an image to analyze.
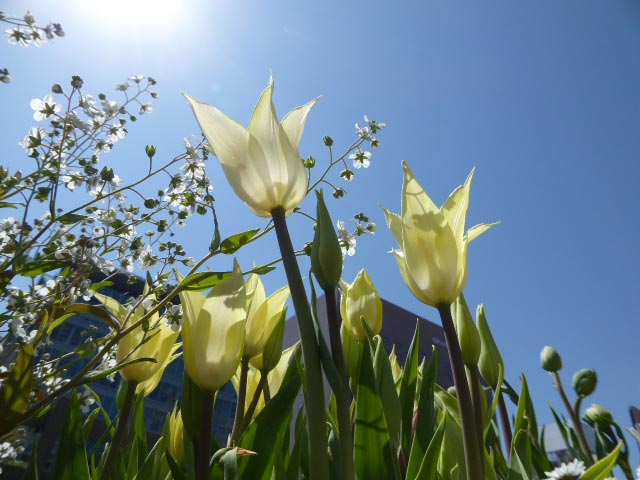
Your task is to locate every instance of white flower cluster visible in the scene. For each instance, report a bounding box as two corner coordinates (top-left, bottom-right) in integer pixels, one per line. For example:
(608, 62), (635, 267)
(0, 438), (25, 474)
(336, 212), (376, 258)
(3, 10), (64, 48)
(163, 137), (214, 224)
(355, 115), (386, 148)
(0, 217), (23, 257)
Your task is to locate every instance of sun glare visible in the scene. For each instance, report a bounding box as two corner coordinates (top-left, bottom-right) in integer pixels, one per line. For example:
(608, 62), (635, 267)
(76, 0), (183, 37)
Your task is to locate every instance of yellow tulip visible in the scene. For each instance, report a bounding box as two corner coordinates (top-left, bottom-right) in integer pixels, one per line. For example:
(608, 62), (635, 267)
(233, 345), (297, 416)
(340, 269), (383, 341)
(179, 261), (247, 392)
(243, 274), (290, 359)
(389, 345), (403, 390)
(94, 291), (179, 386)
(168, 406), (186, 467)
(184, 76), (318, 217)
(383, 162), (498, 307)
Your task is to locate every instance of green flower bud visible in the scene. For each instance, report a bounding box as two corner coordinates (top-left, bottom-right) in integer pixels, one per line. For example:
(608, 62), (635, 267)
(341, 323), (363, 380)
(453, 294), (481, 367)
(583, 404), (613, 428)
(310, 190), (343, 289)
(573, 368), (597, 397)
(476, 304), (504, 389)
(540, 346), (562, 372)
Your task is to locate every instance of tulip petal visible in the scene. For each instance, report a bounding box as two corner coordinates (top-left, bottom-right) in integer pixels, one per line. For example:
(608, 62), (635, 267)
(182, 261), (247, 391)
(93, 291), (132, 325)
(282, 97), (321, 150)
(466, 222), (499, 243)
(382, 207), (403, 247)
(245, 285), (290, 358)
(249, 81), (308, 215)
(391, 249), (439, 307)
(441, 168), (474, 247)
(400, 161), (459, 304)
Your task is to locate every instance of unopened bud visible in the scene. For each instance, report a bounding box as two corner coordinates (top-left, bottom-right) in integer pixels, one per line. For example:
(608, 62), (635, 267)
(584, 404), (613, 428)
(51, 84), (63, 94)
(477, 304), (503, 389)
(310, 190), (343, 289)
(573, 368), (597, 397)
(540, 346), (562, 372)
(453, 294), (480, 367)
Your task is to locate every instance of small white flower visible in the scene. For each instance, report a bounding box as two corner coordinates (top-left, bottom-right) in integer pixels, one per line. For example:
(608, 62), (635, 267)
(115, 82), (131, 91)
(349, 150), (371, 169)
(30, 94), (62, 121)
(139, 103), (153, 114)
(129, 74), (144, 83)
(337, 220), (356, 257)
(544, 459), (586, 480)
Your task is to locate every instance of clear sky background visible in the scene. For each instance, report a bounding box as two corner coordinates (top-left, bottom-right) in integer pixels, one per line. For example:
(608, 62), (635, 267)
(2, 0), (639, 467)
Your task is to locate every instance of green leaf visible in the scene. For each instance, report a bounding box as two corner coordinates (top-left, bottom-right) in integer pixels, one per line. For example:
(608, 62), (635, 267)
(52, 391), (91, 480)
(0, 201), (18, 209)
(20, 259), (68, 277)
(181, 264), (275, 291)
(507, 430), (533, 480)
(134, 436), (169, 480)
(414, 413), (446, 480)
(406, 346), (438, 479)
(373, 339), (402, 445)
(286, 407), (307, 480)
(222, 448), (239, 480)
(0, 343), (33, 435)
(57, 212), (88, 224)
(61, 303), (122, 331)
(182, 373), (206, 444)
(580, 442), (622, 480)
(354, 342), (400, 480)
(399, 321), (420, 457)
(79, 357), (156, 385)
(238, 348), (302, 479)
(220, 228), (261, 254)
(514, 375), (538, 443)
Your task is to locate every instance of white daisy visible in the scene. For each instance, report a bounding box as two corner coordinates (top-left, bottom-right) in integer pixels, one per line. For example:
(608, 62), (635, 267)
(544, 459), (586, 480)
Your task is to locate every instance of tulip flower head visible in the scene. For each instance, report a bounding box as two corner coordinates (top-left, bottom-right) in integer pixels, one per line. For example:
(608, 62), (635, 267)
(384, 162), (498, 307)
(179, 261), (247, 392)
(340, 269), (383, 341)
(168, 406), (186, 467)
(243, 273), (290, 359)
(184, 76), (318, 217)
(94, 291), (179, 387)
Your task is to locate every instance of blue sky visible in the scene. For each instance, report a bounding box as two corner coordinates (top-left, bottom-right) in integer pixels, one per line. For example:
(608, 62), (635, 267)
(3, 0), (639, 466)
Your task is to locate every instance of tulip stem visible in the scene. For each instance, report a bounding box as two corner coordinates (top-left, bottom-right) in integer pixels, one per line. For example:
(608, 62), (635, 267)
(497, 392), (513, 458)
(196, 390), (215, 480)
(240, 370), (268, 433)
(272, 207), (329, 480)
(230, 357), (249, 446)
(324, 287), (355, 480)
(437, 304), (483, 480)
(551, 372), (593, 465)
(100, 380), (137, 480)
(467, 365), (486, 474)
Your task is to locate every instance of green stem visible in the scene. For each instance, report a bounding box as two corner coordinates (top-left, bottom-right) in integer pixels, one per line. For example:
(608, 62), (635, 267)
(100, 380), (137, 480)
(467, 365), (486, 475)
(497, 392), (513, 458)
(230, 357), (249, 445)
(324, 287), (354, 480)
(271, 207), (329, 480)
(240, 370), (268, 433)
(437, 304), (483, 480)
(551, 372), (593, 465)
(263, 382), (271, 402)
(196, 390), (215, 480)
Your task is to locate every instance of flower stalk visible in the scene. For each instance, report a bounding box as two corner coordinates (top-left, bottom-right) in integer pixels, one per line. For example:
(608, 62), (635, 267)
(100, 380), (137, 480)
(324, 286), (355, 480)
(271, 207), (329, 480)
(196, 390), (215, 480)
(551, 372), (593, 465)
(230, 357), (249, 445)
(437, 304), (483, 480)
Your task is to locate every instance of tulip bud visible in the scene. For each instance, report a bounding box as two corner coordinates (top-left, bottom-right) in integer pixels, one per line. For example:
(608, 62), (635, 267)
(573, 368), (597, 397)
(453, 294), (481, 367)
(250, 308), (286, 372)
(341, 323), (363, 380)
(388, 345), (403, 389)
(476, 304), (503, 389)
(583, 404), (613, 428)
(340, 269), (383, 341)
(540, 346), (562, 372)
(168, 407), (186, 467)
(311, 190), (343, 289)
